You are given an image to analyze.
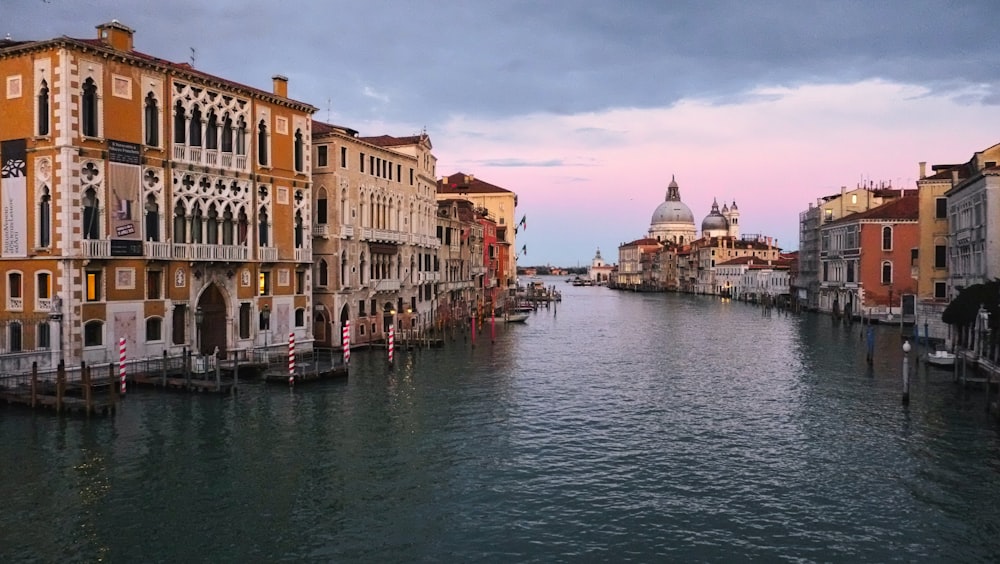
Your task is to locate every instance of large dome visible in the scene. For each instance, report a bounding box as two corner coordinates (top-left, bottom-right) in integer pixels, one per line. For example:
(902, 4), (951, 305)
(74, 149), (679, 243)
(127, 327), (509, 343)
(651, 200), (695, 224)
(648, 175), (698, 245)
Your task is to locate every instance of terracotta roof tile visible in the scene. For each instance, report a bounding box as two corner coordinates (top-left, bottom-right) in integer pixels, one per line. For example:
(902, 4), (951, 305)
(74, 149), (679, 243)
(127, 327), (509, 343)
(437, 172), (513, 194)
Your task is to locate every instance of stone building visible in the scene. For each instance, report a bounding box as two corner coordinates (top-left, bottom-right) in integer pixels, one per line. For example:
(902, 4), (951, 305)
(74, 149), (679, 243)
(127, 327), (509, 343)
(437, 173), (518, 290)
(310, 123), (439, 348)
(0, 21), (315, 370)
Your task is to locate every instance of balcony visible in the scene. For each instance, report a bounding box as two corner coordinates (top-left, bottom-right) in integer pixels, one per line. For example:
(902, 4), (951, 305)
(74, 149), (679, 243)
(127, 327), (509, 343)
(369, 279), (401, 293)
(312, 225), (330, 239)
(258, 247), (278, 263)
(7, 297), (22, 311)
(170, 243), (249, 262)
(172, 144), (248, 172)
(145, 241), (172, 260)
(36, 298), (52, 312)
(340, 225), (354, 239)
(295, 247), (312, 263)
(80, 239), (111, 258)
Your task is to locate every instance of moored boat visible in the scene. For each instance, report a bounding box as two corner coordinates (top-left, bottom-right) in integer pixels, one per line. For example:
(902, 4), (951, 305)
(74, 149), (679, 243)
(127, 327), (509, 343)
(502, 312), (529, 323)
(926, 350), (955, 367)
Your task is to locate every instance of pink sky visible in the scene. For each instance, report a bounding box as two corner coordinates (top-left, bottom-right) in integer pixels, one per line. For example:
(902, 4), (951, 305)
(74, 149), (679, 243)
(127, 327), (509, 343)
(425, 80), (1000, 266)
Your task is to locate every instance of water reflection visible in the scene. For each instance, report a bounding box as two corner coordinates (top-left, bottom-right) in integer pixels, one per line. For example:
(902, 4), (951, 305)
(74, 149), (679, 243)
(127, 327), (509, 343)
(1, 280), (999, 562)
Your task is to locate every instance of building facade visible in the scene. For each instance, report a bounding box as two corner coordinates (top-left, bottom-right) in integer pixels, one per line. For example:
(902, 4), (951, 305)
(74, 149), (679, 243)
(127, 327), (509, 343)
(437, 173), (518, 289)
(310, 123), (439, 348)
(818, 195), (919, 321)
(0, 21), (315, 371)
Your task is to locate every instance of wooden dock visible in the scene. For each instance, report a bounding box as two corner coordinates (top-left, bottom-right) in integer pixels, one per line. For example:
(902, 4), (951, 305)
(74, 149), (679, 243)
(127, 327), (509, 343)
(0, 361), (119, 416)
(261, 349), (349, 384)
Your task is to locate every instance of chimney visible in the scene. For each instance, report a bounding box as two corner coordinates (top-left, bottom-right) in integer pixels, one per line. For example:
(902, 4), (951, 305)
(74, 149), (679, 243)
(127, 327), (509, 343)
(96, 20), (134, 51)
(919, 161), (927, 179)
(272, 75), (288, 98)
(951, 170), (959, 185)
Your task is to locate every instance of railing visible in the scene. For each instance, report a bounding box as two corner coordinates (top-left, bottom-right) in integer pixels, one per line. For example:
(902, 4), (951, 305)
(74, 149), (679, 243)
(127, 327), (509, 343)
(145, 241), (171, 259)
(235, 155), (247, 170)
(369, 279), (401, 293)
(258, 247), (278, 262)
(80, 239), (111, 258)
(7, 297), (22, 311)
(188, 147), (202, 163)
(295, 248), (312, 263)
(204, 149), (218, 167)
(170, 243), (248, 261)
(221, 153), (233, 169)
(36, 298), (52, 312)
(340, 225), (354, 238)
(173, 145), (186, 160)
(312, 225), (330, 238)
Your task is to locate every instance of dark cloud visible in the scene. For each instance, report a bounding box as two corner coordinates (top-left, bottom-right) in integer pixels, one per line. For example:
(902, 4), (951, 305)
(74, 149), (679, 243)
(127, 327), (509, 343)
(5, 0), (997, 129)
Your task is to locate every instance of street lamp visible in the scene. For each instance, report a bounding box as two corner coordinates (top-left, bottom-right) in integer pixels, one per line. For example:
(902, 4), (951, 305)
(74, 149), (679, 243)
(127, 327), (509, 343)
(49, 295), (63, 366)
(195, 306), (204, 355)
(902, 339), (911, 405)
(262, 303), (271, 349)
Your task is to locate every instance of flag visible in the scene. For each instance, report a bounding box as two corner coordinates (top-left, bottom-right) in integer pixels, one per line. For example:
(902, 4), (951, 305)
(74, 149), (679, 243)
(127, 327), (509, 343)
(519, 215), (526, 230)
(521, 244), (527, 255)
(514, 226), (518, 235)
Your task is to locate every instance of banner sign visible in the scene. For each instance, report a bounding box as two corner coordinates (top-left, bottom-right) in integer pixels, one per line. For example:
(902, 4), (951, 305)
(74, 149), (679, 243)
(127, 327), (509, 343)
(108, 139), (142, 253)
(1, 139), (27, 257)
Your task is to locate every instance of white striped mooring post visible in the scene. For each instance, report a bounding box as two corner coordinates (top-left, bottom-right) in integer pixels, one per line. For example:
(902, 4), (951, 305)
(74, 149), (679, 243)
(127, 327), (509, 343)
(342, 321), (351, 365)
(118, 337), (127, 396)
(288, 332), (295, 387)
(388, 325), (394, 366)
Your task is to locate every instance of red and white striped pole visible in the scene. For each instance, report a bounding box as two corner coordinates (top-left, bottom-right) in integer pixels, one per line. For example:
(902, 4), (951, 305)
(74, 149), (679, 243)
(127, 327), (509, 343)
(388, 325), (394, 365)
(288, 332), (295, 387)
(118, 337), (127, 395)
(342, 321), (351, 365)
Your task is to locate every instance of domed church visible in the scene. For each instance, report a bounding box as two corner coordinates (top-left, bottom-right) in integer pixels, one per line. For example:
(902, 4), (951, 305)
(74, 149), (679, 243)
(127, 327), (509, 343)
(701, 198), (740, 239)
(648, 175), (697, 244)
(648, 176), (741, 243)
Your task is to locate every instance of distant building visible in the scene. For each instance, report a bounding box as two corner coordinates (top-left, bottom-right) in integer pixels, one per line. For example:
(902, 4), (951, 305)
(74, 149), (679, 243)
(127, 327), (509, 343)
(587, 248), (614, 284)
(437, 173), (518, 289)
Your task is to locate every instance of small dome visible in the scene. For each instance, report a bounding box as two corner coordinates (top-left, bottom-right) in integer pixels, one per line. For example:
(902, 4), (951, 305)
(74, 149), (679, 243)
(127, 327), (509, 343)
(701, 198), (729, 232)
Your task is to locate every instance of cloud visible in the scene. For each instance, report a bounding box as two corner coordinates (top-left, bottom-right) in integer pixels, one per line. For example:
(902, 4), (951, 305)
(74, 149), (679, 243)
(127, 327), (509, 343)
(361, 85), (390, 104)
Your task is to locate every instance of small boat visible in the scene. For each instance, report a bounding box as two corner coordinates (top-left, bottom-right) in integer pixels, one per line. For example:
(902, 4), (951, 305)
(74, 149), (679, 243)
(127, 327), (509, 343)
(926, 350), (955, 367)
(501, 312), (529, 323)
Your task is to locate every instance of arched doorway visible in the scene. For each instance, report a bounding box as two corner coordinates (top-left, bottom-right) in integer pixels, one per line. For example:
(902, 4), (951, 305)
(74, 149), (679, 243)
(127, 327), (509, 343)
(196, 283), (227, 356)
(313, 309), (329, 347)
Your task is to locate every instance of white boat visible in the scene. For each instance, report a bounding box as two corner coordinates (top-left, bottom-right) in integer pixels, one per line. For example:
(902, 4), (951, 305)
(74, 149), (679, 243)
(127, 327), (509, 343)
(501, 312), (529, 323)
(926, 350), (955, 367)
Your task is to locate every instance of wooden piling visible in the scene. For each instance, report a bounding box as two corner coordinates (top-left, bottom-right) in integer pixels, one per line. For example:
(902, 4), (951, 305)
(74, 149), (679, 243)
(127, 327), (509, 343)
(30, 362), (38, 408)
(83, 362), (92, 415)
(57, 363), (67, 413)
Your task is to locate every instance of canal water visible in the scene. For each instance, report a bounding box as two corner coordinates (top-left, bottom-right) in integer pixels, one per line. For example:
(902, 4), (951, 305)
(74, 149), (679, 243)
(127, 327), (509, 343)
(2, 278), (1000, 562)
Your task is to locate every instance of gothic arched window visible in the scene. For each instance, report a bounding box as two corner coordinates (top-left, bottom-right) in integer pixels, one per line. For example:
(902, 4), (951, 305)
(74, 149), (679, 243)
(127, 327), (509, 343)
(81, 78), (98, 137)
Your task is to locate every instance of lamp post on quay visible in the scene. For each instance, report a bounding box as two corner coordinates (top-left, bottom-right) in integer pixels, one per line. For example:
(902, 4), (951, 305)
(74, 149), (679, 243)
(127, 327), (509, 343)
(49, 295), (63, 367)
(195, 306), (204, 355)
(902, 339), (911, 405)
(262, 303), (271, 351)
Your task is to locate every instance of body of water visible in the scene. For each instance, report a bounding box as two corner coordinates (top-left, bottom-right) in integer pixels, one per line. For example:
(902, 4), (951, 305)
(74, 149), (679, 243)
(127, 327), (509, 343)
(2, 278), (999, 562)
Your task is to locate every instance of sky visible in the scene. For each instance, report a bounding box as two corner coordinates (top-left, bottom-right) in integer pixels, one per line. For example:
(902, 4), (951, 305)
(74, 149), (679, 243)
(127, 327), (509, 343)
(4, 0), (1000, 266)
